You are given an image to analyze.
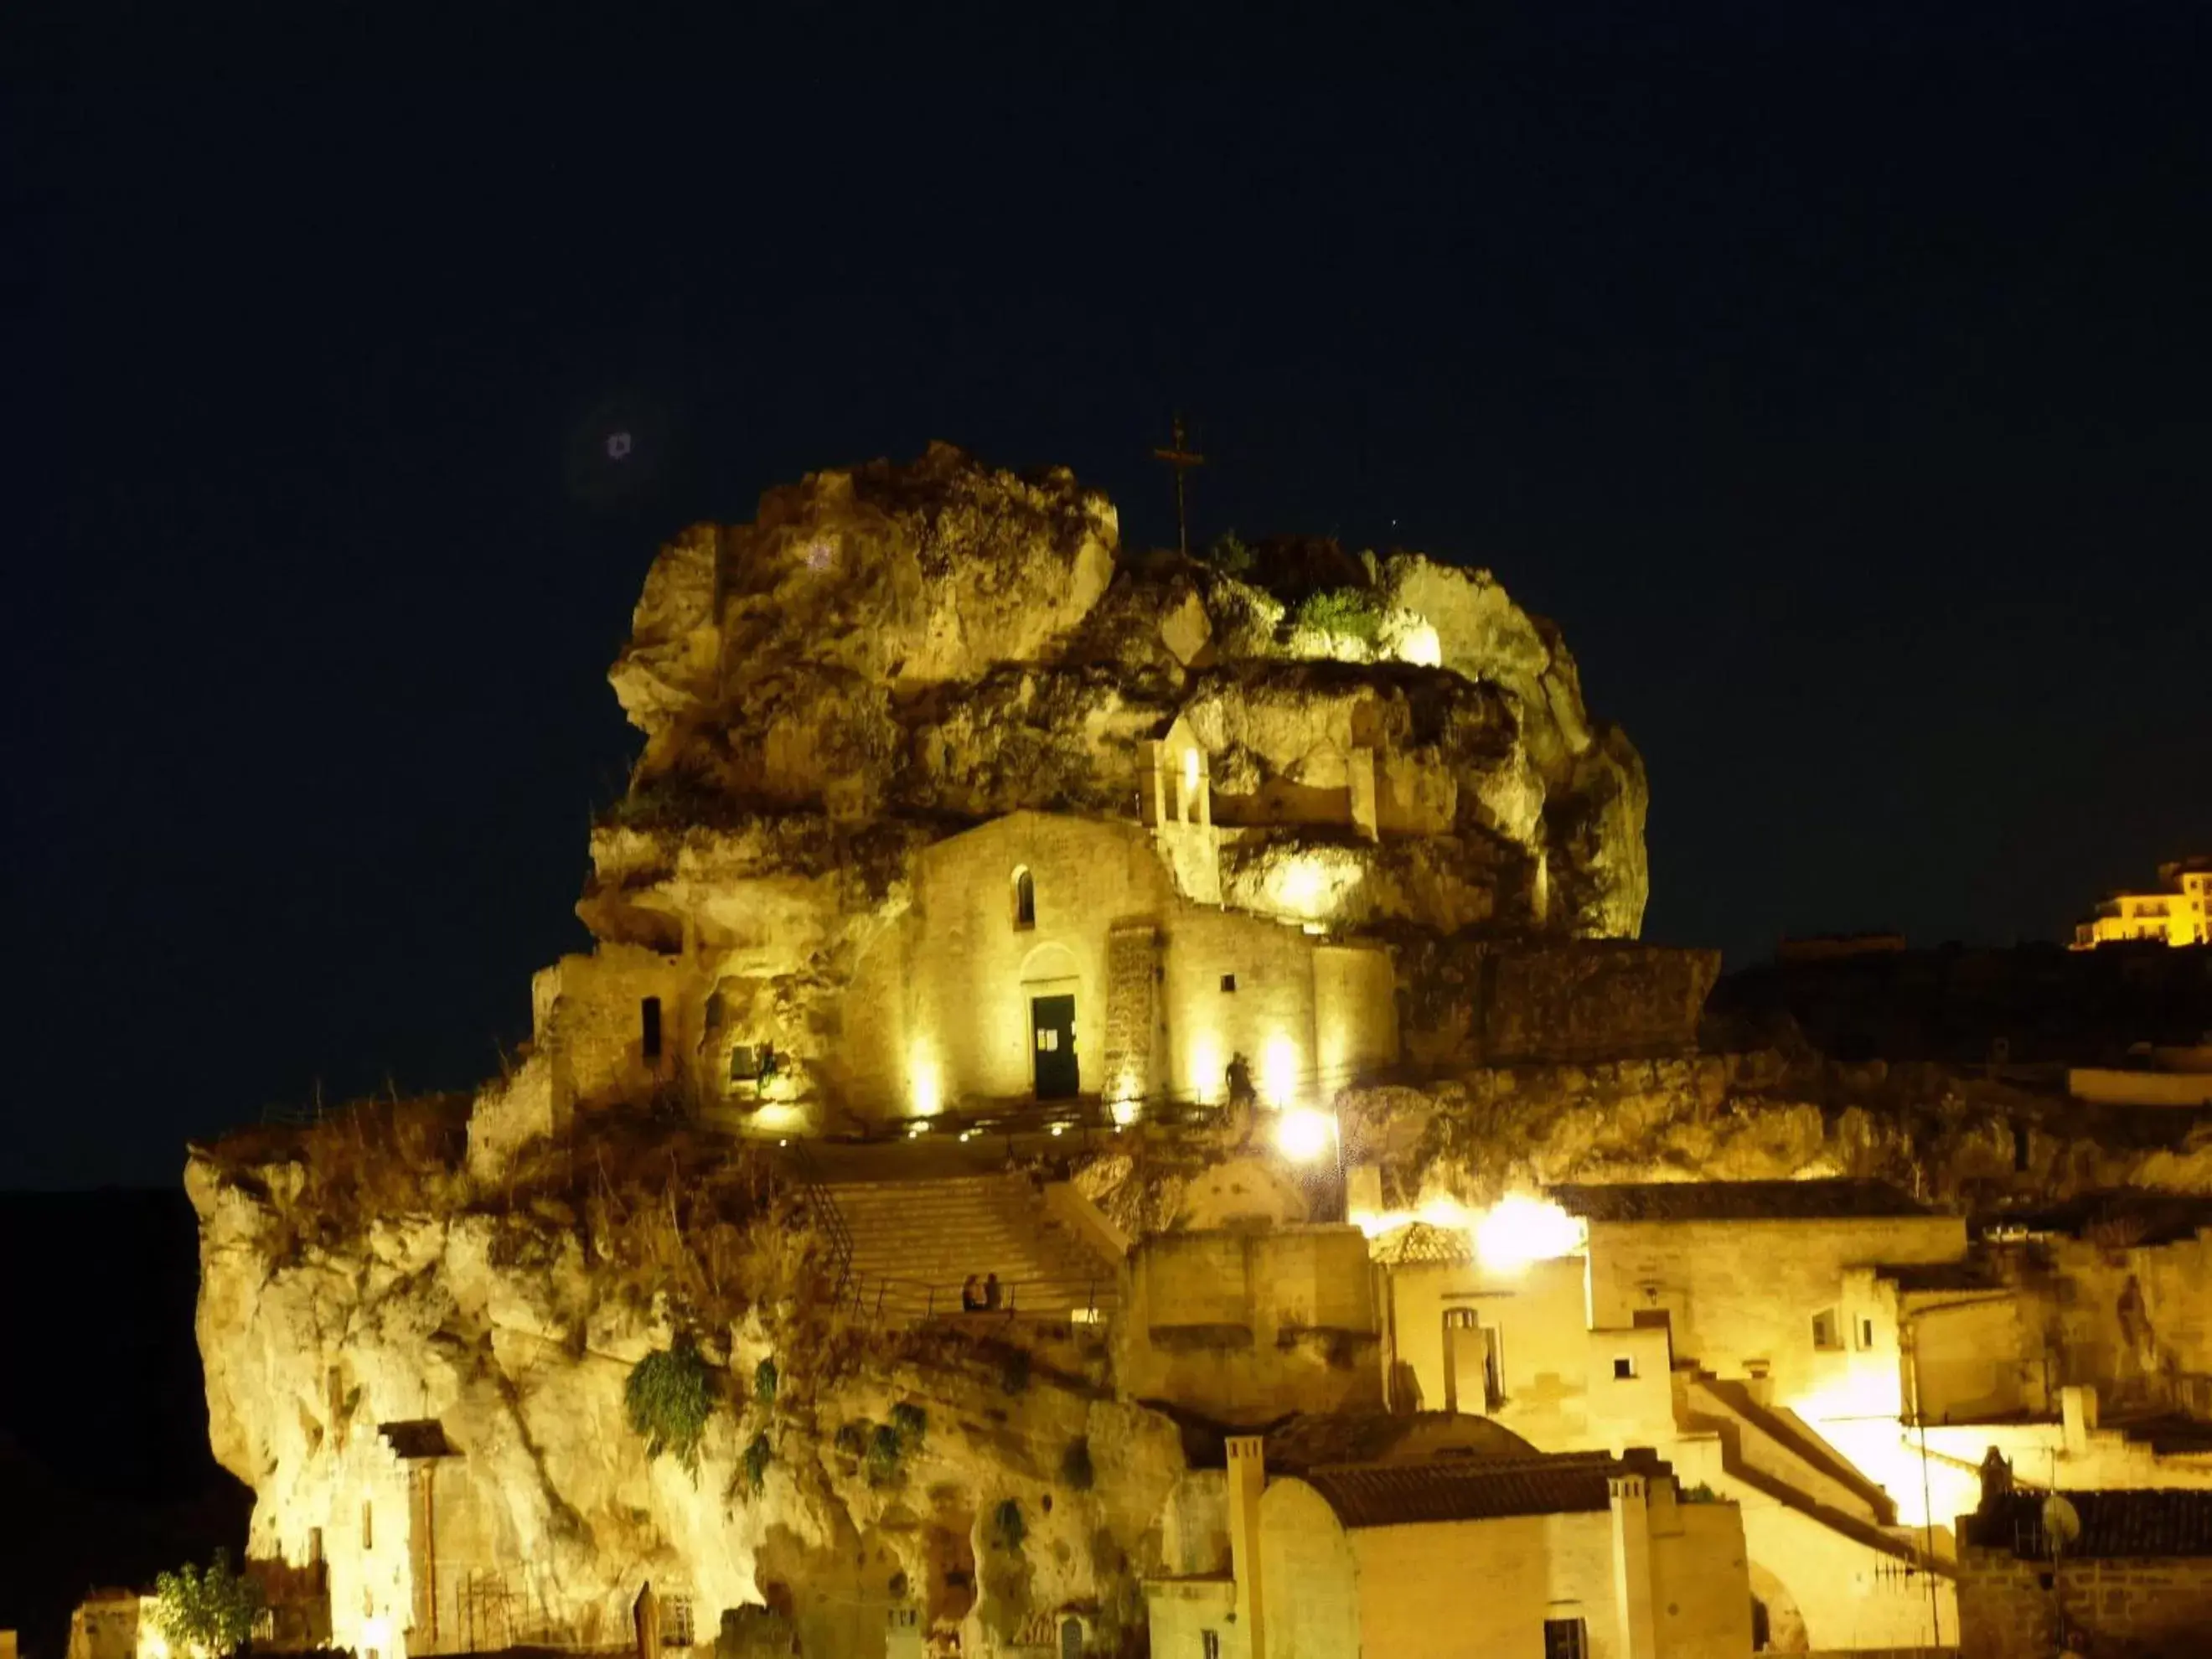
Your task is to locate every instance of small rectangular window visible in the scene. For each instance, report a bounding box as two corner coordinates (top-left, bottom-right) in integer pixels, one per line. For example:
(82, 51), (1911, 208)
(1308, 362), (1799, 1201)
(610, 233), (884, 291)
(663, 1596), (694, 1647)
(1220, 974), (1237, 993)
(642, 995), (664, 1060)
(1543, 1618), (1589, 1659)
(363, 1500), (373, 1550)
(1811, 1308), (1842, 1351)
(1612, 1356), (1636, 1380)
(728, 1043), (761, 1082)
(1859, 1316), (1876, 1349)
(1202, 1634), (1222, 1659)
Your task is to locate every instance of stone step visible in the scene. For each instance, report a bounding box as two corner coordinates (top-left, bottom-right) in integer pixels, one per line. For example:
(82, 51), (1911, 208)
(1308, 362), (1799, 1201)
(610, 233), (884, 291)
(816, 1173), (1122, 1321)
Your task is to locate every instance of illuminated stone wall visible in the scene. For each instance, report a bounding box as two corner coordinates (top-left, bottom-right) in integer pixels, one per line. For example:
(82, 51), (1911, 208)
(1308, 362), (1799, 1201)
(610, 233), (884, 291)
(1117, 1227), (1382, 1424)
(1249, 1479), (1752, 1659)
(1584, 1215), (1966, 1408)
(1382, 1255), (1591, 1428)
(831, 811), (1396, 1124)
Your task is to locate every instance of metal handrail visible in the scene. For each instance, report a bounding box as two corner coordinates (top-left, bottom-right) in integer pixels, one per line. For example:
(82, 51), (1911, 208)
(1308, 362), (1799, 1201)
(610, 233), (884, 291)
(836, 1270), (1109, 1324)
(779, 1143), (857, 1301)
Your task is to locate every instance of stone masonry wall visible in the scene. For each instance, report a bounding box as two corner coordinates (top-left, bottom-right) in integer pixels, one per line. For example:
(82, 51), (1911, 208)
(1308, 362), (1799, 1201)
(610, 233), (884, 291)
(1957, 1543), (2212, 1658)
(1100, 924), (1160, 1106)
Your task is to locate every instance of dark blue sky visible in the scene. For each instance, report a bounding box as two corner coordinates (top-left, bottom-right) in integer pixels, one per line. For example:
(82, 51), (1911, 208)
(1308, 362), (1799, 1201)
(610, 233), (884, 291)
(6, 9), (2209, 1186)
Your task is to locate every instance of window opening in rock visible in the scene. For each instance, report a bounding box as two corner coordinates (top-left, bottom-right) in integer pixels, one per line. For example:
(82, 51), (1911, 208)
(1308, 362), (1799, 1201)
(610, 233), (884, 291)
(729, 1044), (761, 1083)
(1220, 974), (1237, 993)
(1613, 1356), (1636, 1380)
(308, 1527), (323, 1564)
(1543, 1617), (1589, 1659)
(363, 1501), (373, 1550)
(1811, 1308), (1842, 1351)
(1859, 1316), (1876, 1349)
(642, 996), (663, 1061)
(1202, 1634), (1222, 1659)
(1012, 867), (1036, 929)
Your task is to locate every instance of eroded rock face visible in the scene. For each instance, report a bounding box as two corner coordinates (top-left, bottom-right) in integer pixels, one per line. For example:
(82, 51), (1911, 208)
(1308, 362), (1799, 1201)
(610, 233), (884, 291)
(189, 1123), (1182, 1658)
(600, 444), (1648, 938)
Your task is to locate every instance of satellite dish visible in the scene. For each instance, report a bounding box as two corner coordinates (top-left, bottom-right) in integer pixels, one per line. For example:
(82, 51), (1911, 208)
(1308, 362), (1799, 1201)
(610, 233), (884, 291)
(2041, 1493), (2082, 1557)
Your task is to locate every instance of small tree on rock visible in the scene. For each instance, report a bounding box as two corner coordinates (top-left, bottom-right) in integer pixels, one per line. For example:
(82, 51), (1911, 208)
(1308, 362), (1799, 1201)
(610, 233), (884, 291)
(149, 1551), (262, 1659)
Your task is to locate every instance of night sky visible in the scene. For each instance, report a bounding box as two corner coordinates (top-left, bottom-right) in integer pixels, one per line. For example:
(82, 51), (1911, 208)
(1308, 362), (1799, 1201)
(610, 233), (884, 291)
(7, 11), (2209, 1187)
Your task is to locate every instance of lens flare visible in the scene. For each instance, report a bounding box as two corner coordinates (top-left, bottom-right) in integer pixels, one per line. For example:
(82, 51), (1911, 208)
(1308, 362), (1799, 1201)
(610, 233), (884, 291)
(1275, 1108), (1335, 1163)
(1473, 1194), (1584, 1269)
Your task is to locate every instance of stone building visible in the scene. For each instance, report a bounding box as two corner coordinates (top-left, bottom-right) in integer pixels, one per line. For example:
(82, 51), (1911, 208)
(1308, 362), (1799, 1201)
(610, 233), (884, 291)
(1146, 1418), (1752, 1659)
(1367, 1181), (1964, 1651)
(1956, 1487), (2212, 1656)
(2073, 860), (2212, 948)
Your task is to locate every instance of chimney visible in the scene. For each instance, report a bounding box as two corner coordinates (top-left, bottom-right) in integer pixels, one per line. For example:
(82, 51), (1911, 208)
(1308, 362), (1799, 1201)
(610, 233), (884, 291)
(1226, 1436), (1268, 1659)
(1609, 1468), (1659, 1659)
(2061, 1384), (2100, 1454)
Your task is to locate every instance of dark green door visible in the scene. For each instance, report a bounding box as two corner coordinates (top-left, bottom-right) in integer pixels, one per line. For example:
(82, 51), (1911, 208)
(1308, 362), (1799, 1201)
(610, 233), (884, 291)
(1031, 994), (1078, 1099)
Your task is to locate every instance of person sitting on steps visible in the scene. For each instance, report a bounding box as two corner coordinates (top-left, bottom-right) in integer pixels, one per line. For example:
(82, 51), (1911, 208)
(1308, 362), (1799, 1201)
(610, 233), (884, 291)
(960, 1274), (983, 1312)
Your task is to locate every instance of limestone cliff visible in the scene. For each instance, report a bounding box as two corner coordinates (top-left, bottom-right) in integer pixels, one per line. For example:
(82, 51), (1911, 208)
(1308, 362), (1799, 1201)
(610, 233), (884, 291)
(189, 1107), (1181, 1658)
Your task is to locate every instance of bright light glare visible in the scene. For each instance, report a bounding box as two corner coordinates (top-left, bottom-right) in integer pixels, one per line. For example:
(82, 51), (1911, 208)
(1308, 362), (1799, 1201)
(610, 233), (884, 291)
(1111, 1096), (1142, 1127)
(1276, 1108), (1335, 1163)
(1261, 1034), (1300, 1107)
(907, 1038), (941, 1119)
(1190, 1035), (1222, 1104)
(1473, 1195), (1584, 1269)
(1182, 747), (1201, 793)
(1397, 621), (1442, 666)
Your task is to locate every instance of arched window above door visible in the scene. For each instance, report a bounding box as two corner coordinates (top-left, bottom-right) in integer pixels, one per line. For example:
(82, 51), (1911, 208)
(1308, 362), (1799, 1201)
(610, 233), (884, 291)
(1012, 866), (1036, 930)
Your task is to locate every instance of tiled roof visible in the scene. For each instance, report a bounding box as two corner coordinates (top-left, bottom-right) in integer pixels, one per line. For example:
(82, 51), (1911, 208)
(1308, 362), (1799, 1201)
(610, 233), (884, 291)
(1262, 1411), (1536, 1474)
(2112, 1414), (2212, 1456)
(1880, 1261), (2002, 1294)
(1551, 1179), (1932, 1223)
(1971, 1490), (2212, 1559)
(378, 1419), (457, 1460)
(1298, 1452), (1637, 1529)
(1368, 1222), (1475, 1266)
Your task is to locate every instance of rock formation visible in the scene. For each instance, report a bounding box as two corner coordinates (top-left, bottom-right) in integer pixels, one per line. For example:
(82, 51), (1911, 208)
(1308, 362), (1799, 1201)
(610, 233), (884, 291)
(598, 442), (1643, 930)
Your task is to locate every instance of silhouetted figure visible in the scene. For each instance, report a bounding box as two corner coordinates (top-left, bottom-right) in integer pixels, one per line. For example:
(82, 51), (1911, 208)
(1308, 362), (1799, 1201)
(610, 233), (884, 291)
(960, 1274), (983, 1312)
(1224, 1051), (1258, 1149)
(984, 1272), (1002, 1310)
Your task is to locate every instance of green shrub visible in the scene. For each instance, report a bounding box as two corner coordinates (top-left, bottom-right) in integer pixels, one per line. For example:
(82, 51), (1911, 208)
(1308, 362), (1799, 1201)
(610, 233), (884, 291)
(1203, 530), (1253, 576)
(752, 1357), (779, 1406)
(1000, 1348), (1031, 1396)
(149, 1551), (262, 1659)
(624, 1335), (716, 1471)
(889, 1401), (928, 1445)
(866, 1422), (907, 1486)
(1680, 1481), (1721, 1503)
(835, 1419), (871, 1457)
(1294, 587), (1381, 642)
(1060, 1437), (1095, 1491)
(742, 1431), (773, 1495)
(989, 1498), (1026, 1553)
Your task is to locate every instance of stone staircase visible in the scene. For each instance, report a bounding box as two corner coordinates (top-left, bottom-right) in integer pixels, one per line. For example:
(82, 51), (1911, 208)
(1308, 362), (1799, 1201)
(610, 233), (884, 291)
(819, 1172), (1123, 1323)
